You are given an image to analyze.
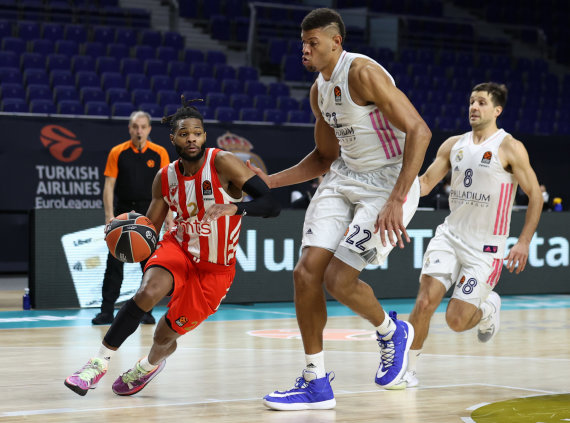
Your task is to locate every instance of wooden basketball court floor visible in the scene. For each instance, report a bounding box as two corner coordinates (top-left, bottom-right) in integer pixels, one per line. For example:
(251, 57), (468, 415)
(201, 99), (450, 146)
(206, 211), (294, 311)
(0, 295), (569, 422)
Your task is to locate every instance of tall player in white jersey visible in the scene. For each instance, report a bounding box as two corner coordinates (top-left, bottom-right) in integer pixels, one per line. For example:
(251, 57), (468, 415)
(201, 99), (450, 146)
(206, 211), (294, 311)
(249, 8), (431, 410)
(397, 82), (542, 389)
(64, 99), (280, 397)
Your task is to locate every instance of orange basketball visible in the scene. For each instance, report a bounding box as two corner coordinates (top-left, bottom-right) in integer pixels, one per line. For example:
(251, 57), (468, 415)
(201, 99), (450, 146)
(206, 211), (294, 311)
(105, 212), (157, 263)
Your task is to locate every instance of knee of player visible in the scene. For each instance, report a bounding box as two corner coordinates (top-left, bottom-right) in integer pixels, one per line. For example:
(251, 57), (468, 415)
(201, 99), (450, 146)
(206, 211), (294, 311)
(293, 263), (320, 289)
(323, 271), (351, 300)
(414, 294), (438, 316)
(152, 330), (177, 348)
(445, 311), (467, 332)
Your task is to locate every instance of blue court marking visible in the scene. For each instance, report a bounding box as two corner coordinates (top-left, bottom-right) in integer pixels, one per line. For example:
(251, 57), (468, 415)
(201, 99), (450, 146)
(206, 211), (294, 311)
(1, 295), (569, 330)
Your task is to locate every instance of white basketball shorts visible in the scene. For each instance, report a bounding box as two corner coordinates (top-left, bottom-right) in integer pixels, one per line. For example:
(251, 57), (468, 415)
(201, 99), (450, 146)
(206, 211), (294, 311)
(421, 223), (504, 306)
(301, 158), (420, 271)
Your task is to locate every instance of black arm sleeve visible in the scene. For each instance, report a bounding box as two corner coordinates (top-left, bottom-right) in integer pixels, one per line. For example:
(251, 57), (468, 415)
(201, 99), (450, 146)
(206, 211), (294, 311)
(234, 175), (281, 218)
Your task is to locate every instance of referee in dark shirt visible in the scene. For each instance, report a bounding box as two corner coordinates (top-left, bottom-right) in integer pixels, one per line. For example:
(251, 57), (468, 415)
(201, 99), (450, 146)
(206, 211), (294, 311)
(92, 111), (173, 325)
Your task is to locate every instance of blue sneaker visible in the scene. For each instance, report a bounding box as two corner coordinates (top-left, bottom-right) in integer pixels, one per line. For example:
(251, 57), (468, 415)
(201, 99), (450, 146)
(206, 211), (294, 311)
(263, 370), (336, 411)
(375, 311), (414, 389)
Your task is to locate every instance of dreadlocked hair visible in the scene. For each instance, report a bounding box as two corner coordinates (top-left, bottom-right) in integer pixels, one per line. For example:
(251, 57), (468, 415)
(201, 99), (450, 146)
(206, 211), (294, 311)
(161, 95), (204, 132)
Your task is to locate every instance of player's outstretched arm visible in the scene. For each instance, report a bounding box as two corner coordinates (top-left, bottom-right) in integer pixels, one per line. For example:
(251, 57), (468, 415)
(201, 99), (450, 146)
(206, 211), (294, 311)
(102, 176), (116, 223)
(502, 136), (542, 274)
(145, 170), (170, 233)
(247, 82), (339, 190)
(419, 136), (459, 197)
(203, 151), (281, 223)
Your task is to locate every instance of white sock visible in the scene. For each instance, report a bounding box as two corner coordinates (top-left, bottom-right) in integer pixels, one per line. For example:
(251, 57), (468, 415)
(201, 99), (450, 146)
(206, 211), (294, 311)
(96, 345), (115, 367)
(139, 356), (158, 372)
(480, 301), (493, 321)
(408, 349), (422, 373)
(305, 351), (326, 379)
(376, 311), (397, 340)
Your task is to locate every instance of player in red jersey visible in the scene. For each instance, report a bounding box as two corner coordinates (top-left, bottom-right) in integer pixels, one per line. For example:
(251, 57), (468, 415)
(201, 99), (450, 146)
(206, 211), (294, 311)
(65, 98), (281, 396)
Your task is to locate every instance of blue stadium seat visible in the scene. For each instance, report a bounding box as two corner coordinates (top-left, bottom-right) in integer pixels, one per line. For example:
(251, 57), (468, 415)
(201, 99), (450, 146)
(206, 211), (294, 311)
(27, 84), (52, 102)
(80, 87), (105, 103)
(17, 20), (40, 41)
(57, 99), (83, 115)
(30, 99), (56, 114)
(229, 93), (251, 110)
(20, 52), (45, 71)
(157, 46), (178, 63)
(268, 82), (290, 97)
(50, 70), (74, 87)
(214, 64), (236, 80)
(30, 39), (55, 55)
(55, 40), (79, 56)
(106, 87), (130, 104)
(198, 77), (220, 94)
(71, 55), (95, 73)
(0, 51), (19, 68)
(42, 22), (64, 41)
(163, 31), (184, 50)
(107, 43), (129, 58)
(253, 94), (275, 110)
(168, 61), (190, 79)
(194, 105), (212, 119)
(85, 101), (110, 116)
(46, 54), (70, 72)
(239, 107), (261, 122)
(244, 81), (266, 97)
(126, 73), (149, 91)
(64, 24), (87, 43)
(209, 15), (230, 41)
(281, 55), (304, 81)
(205, 50), (226, 65)
(150, 75), (173, 92)
(101, 72), (125, 91)
(206, 92), (227, 109)
(115, 27), (138, 47)
(437, 116), (458, 131)
(183, 48), (205, 64)
(287, 110), (312, 123)
(0, 83), (25, 100)
(1, 38), (26, 55)
(191, 63), (214, 79)
(181, 90), (202, 103)
(53, 85), (78, 102)
(120, 58), (142, 76)
(163, 103), (180, 116)
(131, 89), (155, 107)
(234, 16), (249, 42)
(535, 120), (555, 135)
(276, 96), (298, 112)
(175, 76), (197, 93)
(1, 98), (27, 112)
(144, 59), (167, 77)
(93, 26), (116, 44)
(299, 97), (311, 112)
(134, 45), (155, 62)
(263, 108), (285, 124)
(139, 102), (161, 117)
(214, 106), (236, 122)
(156, 90), (178, 107)
(96, 57), (120, 75)
(237, 66), (258, 82)
(515, 120), (533, 134)
(221, 78), (243, 96)
(24, 69), (49, 86)
(76, 71), (100, 89)
(140, 29), (162, 48)
(112, 102), (135, 117)
(0, 20), (12, 39)
(267, 38), (288, 65)
(84, 42), (105, 58)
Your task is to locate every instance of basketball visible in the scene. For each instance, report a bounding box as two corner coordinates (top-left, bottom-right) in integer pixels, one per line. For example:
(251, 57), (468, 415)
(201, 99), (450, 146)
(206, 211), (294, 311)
(105, 212), (157, 263)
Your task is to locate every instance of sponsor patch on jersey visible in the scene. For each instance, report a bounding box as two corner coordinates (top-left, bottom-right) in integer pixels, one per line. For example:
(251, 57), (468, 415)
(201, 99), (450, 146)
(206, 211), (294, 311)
(202, 180), (212, 195)
(455, 150), (463, 162)
(334, 85), (342, 104)
(483, 245), (498, 253)
(458, 275), (466, 287)
(481, 151), (492, 164)
(146, 159), (155, 168)
(175, 316), (188, 327)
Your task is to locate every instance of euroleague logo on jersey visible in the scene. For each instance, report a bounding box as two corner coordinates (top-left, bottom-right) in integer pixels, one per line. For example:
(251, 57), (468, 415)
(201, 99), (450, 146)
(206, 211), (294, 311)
(334, 85), (342, 104)
(481, 151), (492, 165)
(202, 180), (213, 195)
(40, 125), (83, 162)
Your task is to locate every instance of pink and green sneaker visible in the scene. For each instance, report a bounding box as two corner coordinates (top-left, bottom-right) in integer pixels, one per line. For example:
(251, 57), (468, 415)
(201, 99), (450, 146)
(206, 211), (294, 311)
(64, 358), (108, 396)
(112, 359), (165, 396)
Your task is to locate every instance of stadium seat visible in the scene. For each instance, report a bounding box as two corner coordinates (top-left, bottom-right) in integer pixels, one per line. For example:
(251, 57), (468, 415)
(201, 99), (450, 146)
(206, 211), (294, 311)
(71, 55), (95, 73)
(0, 51), (18, 69)
(76, 71), (100, 89)
(55, 40), (79, 56)
(101, 72), (125, 91)
(156, 90), (178, 107)
(138, 102), (161, 117)
(42, 23), (64, 41)
(276, 96), (299, 112)
(96, 57), (120, 75)
(157, 46), (179, 63)
(253, 94), (276, 110)
(214, 106), (236, 122)
(57, 100), (83, 115)
(53, 85), (79, 103)
(111, 101), (135, 117)
(1, 38), (26, 55)
(84, 42), (105, 58)
(198, 77), (220, 94)
(244, 81), (266, 97)
(115, 27), (137, 47)
(1, 98), (27, 112)
(287, 110), (312, 123)
(64, 24), (87, 43)
(0, 83), (25, 100)
(106, 87), (130, 104)
(140, 29), (162, 48)
(131, 89), (155, 107)
(268, 82), (290, 97)
(183, 48), (205, 64)
(214, 64), (236, 80)
(30, 39), (55, 55)
(168, 61), (190, 79)
(134, 45), (155, 62)
(206, 92), (227, 109)
(151, 75), (173, 92)
(17, 20), (40, 41)
(239, 107), (261, 121)
(24, 69), (49, 86)
(205, 50), (226, 65)
(194, 105), (212, 119)
(237, 66), (258, 82)
(46, 54), (71, 72)
(30, 99), (56, 114)
(50, 70), (74, 88)
(229, 93), (251, 110)
(20, 52), (45, 71)
(163, 103), (180, 116)
(175, 76), (197, 93)
(120, 58), (142, 76)
(191, 63), (214, 80)
(281, 55), (304, 81)
(126, 73), (149, 91)
(107, 43), (129, 58)
(263, 108), (285, 124)
(144, 59), (167, 78)
(93, 26), (116, 44)
(80, 87), (105, 103)
(27, 84), (52, 102)
(221, 79), (243, 96)
(163, 31), (184, 50)
(84, 101), (110, 116)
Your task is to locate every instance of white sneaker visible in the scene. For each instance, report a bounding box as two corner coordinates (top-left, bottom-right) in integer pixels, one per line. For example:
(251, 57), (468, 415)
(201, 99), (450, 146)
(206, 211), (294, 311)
(477, 291), (501, 343)
(385, 370), (419, 390)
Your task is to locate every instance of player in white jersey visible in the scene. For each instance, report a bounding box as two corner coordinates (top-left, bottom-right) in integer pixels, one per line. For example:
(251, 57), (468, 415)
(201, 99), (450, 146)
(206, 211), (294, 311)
(249, 8), (431, 410)
(64, 99), (281, 397)
(396, 82), (542, 389)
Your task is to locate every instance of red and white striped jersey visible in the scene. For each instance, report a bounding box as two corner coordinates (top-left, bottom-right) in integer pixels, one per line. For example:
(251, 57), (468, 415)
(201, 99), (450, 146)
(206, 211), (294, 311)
(446, 129), (517, 257)
(160, 148), (243, 266)
(316, 51), (405, 172)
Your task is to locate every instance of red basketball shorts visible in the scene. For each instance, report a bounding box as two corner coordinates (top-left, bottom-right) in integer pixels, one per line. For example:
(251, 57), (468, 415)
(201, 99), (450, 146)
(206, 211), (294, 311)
(145, 233), (236, 335)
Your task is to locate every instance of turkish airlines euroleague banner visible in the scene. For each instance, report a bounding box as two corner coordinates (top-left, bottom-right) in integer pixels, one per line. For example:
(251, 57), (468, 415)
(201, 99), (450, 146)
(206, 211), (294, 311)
(0, 115), (314, 211)
(31, 209), (569, 308)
